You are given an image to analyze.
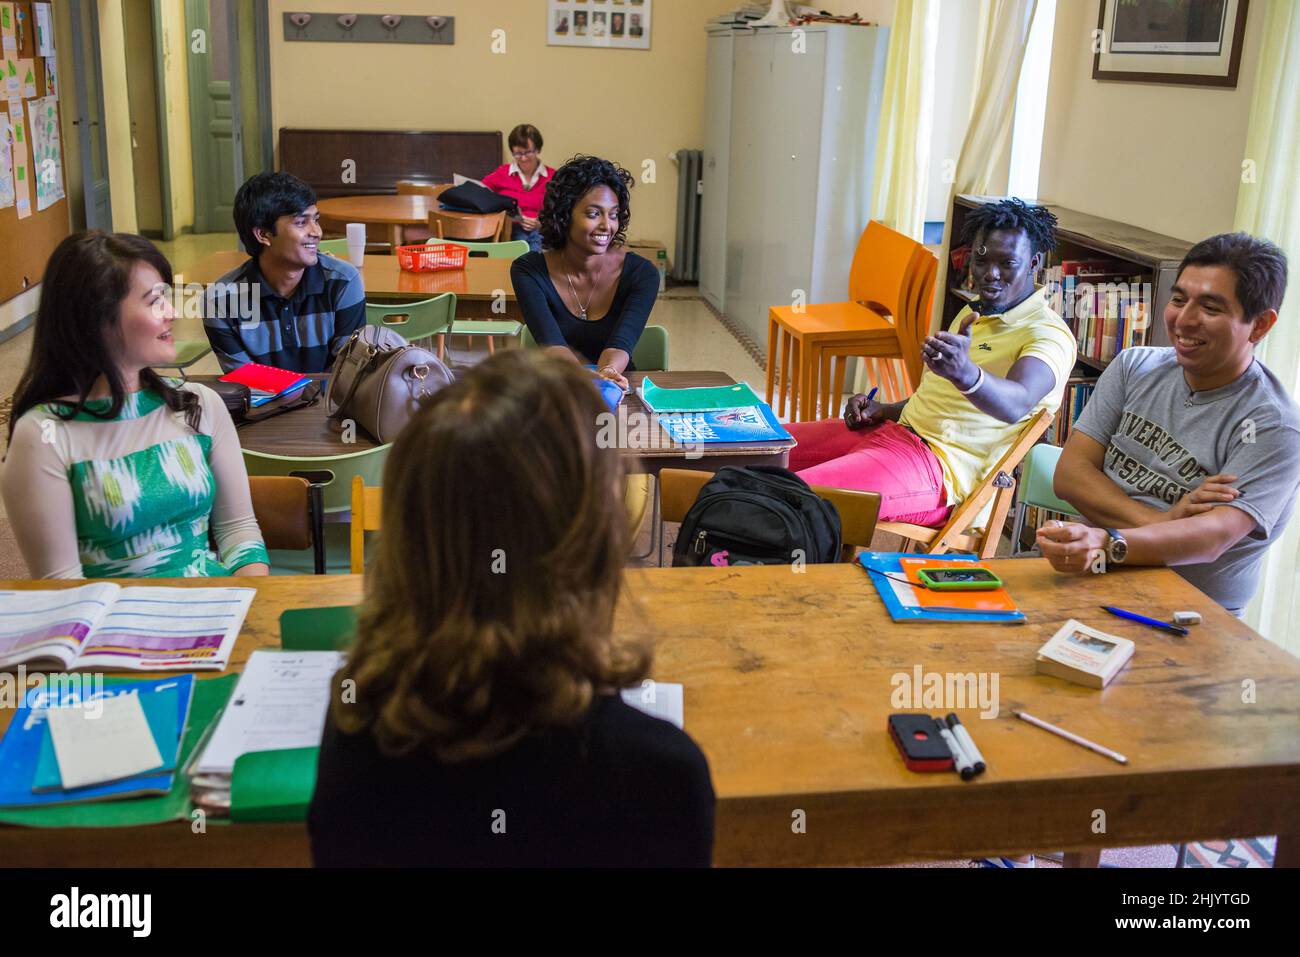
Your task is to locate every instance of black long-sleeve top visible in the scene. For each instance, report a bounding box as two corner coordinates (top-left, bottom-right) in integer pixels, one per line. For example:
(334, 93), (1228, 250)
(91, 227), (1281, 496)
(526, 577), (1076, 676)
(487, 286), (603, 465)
(511, 250), (658, 367)
(307, 694), (716, 867)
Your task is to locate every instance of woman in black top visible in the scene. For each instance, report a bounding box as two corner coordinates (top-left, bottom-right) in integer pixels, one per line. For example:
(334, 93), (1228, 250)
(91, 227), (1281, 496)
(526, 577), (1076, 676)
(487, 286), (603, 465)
(307, 350), (714, 867)
(511, 155), (659, 391)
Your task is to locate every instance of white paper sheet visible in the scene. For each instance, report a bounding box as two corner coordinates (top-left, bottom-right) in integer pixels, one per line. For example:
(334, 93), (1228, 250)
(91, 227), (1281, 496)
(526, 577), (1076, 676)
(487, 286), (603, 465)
(194, 650), (345, 775)
(47, 693), (164, 790)
(621, 681), (684, 728)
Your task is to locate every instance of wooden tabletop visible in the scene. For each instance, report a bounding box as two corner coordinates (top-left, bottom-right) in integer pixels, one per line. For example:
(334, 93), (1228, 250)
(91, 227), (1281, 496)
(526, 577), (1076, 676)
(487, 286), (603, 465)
(2, 561), (1297, 867)
(317, 194), (437, 227)
(181, 251), (515, 303)
(189, 371), (793, 464)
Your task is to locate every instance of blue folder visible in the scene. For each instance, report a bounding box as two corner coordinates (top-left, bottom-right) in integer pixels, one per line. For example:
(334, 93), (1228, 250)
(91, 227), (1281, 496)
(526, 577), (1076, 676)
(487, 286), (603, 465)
(858, 551), (1025, 624)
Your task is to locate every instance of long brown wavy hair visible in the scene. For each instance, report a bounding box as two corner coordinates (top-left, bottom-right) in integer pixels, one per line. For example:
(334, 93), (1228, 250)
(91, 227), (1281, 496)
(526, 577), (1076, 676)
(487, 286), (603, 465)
(334, 350), (650, 761)
(7, 231), (200, 452)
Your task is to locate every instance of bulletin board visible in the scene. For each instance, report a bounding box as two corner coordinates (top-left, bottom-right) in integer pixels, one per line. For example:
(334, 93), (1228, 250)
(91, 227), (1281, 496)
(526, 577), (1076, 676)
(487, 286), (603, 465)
(0, 1), (68, 306)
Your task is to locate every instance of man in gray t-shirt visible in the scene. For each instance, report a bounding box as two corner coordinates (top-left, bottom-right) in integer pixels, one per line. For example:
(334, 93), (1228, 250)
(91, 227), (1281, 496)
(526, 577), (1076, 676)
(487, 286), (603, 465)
(1040, 232), (1300, 616)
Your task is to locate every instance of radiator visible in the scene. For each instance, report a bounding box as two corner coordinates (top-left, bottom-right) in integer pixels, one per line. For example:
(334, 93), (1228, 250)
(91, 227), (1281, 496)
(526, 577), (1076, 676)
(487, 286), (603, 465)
(672, 149), (703, 281)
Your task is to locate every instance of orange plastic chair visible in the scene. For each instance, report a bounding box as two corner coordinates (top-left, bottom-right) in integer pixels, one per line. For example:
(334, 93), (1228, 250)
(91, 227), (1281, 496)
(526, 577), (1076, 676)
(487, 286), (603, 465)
(430, 209), (509, 243)
(765, 221), (933, 422)
(807, 247), (938, 419)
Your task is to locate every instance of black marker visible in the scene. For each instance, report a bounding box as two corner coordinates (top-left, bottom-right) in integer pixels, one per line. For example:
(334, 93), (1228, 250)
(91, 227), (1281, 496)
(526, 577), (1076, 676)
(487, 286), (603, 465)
(935, 717), (975, 780)
(946, 713), (986, 776)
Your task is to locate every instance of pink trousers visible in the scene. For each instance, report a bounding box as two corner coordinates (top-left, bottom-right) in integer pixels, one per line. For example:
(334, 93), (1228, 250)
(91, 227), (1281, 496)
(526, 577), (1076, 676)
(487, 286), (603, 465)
(787, 419), (951, 526)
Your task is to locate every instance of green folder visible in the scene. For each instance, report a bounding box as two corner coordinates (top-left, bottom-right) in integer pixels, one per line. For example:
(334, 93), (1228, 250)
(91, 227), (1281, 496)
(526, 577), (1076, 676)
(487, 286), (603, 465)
(0, 675), (236, 828)
(640, 377), (764, 413)
(280, 606), (358, 651)
(231, 746), (320, 823)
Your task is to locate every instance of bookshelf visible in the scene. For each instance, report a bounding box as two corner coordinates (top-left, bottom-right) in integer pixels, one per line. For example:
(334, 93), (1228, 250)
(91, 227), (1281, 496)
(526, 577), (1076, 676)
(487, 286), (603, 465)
(944, 194), (1195, 374)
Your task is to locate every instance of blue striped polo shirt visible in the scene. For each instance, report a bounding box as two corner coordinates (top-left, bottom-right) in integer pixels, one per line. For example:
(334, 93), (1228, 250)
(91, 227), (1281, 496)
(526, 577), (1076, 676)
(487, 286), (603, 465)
(202, 254), (366, 373)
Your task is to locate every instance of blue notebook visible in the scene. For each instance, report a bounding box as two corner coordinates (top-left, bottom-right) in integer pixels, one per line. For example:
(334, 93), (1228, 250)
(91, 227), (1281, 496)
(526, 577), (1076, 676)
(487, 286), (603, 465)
(858, 552), (1025, 624)
(0, 675), (195, 808)
(658, 404), (792, 444)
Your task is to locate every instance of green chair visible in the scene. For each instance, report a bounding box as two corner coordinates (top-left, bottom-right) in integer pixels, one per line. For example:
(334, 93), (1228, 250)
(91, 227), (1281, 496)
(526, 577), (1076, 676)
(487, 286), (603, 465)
(243, 445), (391, 517)
(520, 324), (670, 371)
(1009, 443), (1081, 556)
(365, 293), (456, 359)
(154, 339), (212, 379)
(317, 238), (350, 255)
(434, 238), (530, 259)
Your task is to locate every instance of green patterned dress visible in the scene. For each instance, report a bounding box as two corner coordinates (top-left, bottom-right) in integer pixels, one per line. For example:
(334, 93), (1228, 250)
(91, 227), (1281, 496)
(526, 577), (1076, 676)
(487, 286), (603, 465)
(3, 385), (268, 579)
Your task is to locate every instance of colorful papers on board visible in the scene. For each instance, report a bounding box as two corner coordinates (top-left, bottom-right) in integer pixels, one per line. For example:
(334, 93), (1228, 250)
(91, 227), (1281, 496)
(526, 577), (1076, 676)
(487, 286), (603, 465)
(34, 3), (53, 58)
(16, 56), (32, 97)
(27, 94), (61, 210)
(7, 94), (28, 218)
(0, 114), (13, 209)
(42, 51), (55, 98)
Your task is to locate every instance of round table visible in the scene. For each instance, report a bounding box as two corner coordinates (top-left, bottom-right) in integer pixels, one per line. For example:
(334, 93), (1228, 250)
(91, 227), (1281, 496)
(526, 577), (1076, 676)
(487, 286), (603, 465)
(316, 194), (505, 249)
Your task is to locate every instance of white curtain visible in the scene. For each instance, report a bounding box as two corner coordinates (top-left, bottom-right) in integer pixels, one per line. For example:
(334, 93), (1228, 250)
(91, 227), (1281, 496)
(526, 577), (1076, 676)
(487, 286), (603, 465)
(870, 0), (941, 241)
(1236, 0), (1300, 655)
(930, 0), (1040, 333)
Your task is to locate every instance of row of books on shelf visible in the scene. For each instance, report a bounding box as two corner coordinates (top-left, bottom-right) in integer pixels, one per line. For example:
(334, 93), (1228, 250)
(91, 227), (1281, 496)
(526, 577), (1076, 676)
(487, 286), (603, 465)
(1053, 377), (1096, 446)
(1039, 259), (1153, 363)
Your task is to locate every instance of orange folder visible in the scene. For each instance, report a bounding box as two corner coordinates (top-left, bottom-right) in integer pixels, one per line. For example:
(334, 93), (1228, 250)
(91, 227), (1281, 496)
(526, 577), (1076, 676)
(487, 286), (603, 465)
(898, 558), (1020, 613)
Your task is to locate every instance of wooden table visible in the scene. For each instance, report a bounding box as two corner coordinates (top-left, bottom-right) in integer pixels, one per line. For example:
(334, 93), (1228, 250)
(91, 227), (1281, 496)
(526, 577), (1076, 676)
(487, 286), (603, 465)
(191, 371), (794, 472)
(181, 250), (518, 320)
(3, 561), (1297, 867)
(316, 194), (502, 251)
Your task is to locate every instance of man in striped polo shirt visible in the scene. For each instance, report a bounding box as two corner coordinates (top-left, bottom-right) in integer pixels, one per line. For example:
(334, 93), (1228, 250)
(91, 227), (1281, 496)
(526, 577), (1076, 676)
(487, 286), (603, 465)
(204, 172), (365, 373)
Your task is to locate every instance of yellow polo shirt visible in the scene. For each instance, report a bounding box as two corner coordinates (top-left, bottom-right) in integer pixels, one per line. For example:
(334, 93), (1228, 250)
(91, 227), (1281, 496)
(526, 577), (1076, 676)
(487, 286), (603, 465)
(898, 287), (1076, 511)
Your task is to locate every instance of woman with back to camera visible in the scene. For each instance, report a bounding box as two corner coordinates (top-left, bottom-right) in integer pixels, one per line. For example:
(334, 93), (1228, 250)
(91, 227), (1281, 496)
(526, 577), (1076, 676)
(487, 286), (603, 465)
(511, 155), (659, 392)
(1, 231), (268, 579)
(308, 349), (715, 867)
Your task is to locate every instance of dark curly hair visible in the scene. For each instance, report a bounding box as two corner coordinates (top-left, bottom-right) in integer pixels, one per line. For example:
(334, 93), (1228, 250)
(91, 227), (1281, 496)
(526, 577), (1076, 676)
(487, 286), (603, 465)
(960, 197), (1058, 257)
(539, 155), (634, 251)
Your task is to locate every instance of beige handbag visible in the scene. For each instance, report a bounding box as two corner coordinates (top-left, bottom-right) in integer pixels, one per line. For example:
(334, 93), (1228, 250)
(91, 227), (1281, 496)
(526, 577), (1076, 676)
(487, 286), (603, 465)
(326, 325), (455, 443)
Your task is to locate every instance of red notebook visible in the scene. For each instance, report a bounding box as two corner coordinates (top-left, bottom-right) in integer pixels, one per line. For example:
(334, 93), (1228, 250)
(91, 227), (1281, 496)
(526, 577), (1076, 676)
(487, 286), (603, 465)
(219, 363), (308, 396)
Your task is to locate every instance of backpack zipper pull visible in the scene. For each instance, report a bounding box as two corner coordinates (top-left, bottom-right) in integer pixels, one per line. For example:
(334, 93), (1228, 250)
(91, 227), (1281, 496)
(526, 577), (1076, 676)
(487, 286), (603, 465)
(693, 529), (707, 555)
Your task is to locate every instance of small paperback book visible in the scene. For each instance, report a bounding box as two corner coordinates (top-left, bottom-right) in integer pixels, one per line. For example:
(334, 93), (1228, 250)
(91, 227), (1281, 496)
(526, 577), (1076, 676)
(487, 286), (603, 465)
(1036, 619), (1134, 689)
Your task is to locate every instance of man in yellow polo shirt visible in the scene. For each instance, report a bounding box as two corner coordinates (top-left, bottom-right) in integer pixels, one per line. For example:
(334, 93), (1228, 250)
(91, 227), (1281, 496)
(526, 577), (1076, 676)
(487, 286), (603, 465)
(787, 198), (1077, 526)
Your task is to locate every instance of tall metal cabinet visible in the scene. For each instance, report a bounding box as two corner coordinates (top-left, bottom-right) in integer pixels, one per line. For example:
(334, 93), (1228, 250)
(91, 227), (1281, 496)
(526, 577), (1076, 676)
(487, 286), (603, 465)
(699, 23), (890, 344)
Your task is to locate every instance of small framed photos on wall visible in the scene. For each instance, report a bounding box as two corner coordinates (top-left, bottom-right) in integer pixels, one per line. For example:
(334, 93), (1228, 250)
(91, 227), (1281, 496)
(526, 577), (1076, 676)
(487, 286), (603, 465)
(549, 0), (651, 50)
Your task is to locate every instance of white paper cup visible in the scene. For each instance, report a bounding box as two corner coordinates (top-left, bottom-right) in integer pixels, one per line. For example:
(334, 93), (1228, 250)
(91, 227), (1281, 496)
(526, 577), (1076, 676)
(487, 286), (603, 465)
(346, 222), (366, 267)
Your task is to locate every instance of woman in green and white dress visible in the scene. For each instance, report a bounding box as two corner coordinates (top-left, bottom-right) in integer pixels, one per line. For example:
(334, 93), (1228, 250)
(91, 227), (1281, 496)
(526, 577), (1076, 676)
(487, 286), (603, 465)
(2, 231), (269, 579)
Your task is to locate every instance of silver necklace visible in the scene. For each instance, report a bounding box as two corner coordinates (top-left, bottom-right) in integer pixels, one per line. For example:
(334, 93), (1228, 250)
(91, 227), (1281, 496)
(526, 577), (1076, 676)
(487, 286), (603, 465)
(564, 257), (605, 321)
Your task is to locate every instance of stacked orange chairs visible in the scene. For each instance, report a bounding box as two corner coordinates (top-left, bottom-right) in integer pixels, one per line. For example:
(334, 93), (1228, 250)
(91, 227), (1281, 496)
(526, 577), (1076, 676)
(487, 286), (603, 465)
(765, 221), (938, 422)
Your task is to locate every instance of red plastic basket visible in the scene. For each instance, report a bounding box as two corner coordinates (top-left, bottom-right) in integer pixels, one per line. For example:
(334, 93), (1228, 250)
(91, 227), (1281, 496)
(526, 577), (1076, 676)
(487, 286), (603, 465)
(397, 242), (467, 272)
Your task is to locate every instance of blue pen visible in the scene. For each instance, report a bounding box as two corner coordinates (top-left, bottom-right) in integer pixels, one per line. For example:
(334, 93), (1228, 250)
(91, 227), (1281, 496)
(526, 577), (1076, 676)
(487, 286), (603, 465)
(866, 387), (879, 401)
(1100, 605), (1189, 637)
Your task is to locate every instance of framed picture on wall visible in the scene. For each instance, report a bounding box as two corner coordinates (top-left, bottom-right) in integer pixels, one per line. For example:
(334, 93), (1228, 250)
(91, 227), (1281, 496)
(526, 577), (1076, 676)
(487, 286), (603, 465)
(1092, 0), (1249, 87)
(548, 0), (651, 50)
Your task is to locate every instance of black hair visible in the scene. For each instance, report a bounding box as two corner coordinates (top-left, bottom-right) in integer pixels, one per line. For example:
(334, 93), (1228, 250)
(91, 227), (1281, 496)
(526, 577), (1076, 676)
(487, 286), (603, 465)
(1177, 232), (1288, 321)
(6, 231), (201, 451)
(233, 171), (317, 259)
(960, 198), (1058, 257)
(508, 124), (543, 153)
(539, 155), (634, 251)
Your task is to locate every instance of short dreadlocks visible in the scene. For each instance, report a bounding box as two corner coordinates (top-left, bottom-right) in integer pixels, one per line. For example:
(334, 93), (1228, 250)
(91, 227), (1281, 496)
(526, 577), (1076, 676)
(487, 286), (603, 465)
(959, 198), (1058, 257)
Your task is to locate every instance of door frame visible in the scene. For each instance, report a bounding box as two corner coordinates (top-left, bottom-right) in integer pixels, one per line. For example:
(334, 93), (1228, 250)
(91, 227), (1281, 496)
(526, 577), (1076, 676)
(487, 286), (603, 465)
(68, 0), (112, 231)
(148, 0), (175, 239)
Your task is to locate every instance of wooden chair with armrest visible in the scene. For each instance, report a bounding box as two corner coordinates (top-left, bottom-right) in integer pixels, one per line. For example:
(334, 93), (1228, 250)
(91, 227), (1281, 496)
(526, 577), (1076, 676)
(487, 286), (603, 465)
(875, 409), (1054, 559)
(430, 209), (509, 243)
(656, 469), (882, 567)
(248, 475), (326, 574)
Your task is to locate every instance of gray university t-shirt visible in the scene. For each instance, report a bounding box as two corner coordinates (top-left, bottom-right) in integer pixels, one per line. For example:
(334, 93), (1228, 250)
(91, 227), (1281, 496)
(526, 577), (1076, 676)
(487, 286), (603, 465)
(1073, 347), (1300, 614)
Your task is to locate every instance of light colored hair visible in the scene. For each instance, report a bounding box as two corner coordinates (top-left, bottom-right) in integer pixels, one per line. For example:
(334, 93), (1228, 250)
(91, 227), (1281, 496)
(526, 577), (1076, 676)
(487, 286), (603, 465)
(333, 350), (650, 761)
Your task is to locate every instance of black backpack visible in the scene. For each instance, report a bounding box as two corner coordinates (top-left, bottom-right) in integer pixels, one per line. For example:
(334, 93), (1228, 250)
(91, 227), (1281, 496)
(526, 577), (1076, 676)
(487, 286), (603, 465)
(672, 466), (842, 567)
(438, 182), (519, 217)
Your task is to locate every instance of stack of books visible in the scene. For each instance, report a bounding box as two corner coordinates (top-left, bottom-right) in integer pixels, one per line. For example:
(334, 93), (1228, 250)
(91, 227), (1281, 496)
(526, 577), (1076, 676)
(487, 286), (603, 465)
(638, 378), (791, 444)
(219, 362), (311, 407)
(858, 553), (1024, 625)
(0, 676), (195, 809)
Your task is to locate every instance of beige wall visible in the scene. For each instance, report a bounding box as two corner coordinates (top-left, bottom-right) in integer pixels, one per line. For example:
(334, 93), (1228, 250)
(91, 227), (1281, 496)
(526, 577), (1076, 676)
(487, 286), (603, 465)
(268, 0), (750, 251)
(97, 0), (138, 234)
(1038, 0), (1263, 243)
(159, 0), (194, 232)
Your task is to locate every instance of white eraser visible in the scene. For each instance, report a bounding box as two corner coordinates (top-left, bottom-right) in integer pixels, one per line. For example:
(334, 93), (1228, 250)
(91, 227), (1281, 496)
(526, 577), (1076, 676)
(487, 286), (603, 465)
(1173, 611), (1201, 626)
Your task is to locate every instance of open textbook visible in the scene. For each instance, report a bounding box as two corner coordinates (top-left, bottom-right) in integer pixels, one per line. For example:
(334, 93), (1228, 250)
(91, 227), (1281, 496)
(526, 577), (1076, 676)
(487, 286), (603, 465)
(0, 583), (254, 671)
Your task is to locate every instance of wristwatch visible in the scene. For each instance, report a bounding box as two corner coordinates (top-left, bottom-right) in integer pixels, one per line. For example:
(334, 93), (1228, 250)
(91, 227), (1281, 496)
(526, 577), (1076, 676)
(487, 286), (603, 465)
(1104, 528), (1128, 565)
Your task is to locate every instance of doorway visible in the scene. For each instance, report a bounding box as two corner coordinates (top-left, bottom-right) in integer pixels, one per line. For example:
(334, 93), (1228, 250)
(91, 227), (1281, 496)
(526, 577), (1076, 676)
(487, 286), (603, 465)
(68, 0), (111, 232)
(123, 0), (167, 237)
(185, 0), (272, 234)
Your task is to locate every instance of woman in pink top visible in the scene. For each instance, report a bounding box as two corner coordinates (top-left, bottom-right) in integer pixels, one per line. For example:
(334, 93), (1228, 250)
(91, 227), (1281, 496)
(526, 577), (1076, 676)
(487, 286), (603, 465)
(482, 124), (554, 252)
